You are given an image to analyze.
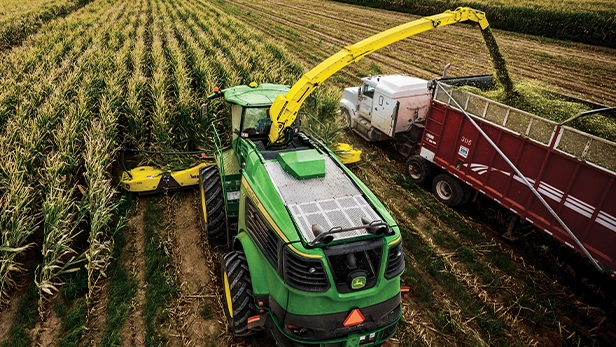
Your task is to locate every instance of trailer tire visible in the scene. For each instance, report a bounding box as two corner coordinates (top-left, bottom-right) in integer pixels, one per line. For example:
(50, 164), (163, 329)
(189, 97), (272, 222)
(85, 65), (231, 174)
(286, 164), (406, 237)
(221, 251), (257, 337)
(432, 174), (465, 207)
(405, 155), (433, 186)
(199, 164), (227, 244)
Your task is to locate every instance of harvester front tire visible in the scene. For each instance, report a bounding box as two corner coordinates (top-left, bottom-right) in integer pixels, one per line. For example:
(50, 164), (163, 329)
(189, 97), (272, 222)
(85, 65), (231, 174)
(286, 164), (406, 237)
(221, 251), (257, 337)
(199, 165), (227, 244)
(432, 173), (464, 207)
(405, 155), (433, 186)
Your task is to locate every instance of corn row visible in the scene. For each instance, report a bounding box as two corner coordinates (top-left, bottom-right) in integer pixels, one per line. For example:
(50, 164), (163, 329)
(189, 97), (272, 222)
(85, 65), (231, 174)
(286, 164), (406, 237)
(0, 0), (90, 51)
(0, 0), (312, 308)
(34, 3), (136, 310)
(0, 0), (129, 305)
(148, 0), (171, 152)
(0, 2), (121, 133)
(84, 3), (138, 309)
(123, 0), (150, 147)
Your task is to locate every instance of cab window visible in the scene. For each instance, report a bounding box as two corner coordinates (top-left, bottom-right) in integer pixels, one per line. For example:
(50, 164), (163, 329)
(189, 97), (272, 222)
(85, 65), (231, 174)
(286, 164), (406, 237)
(362, 84), (375, 99)
(241, 107), (272, 135)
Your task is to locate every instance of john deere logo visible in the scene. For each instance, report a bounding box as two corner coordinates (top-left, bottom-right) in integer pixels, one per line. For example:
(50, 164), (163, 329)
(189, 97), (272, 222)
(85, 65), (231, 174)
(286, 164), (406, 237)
(351, 276), (366, 289)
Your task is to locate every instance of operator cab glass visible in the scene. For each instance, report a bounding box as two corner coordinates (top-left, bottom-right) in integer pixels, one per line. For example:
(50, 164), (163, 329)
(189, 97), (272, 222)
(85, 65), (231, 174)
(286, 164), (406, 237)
(240, 107), (272, 139)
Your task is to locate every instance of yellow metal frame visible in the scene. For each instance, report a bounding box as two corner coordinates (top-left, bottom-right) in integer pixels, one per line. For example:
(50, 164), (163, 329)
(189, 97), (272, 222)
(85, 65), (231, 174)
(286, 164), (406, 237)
(268, 7), (489, 144)
(333, 143), (361, 165)
(120, 162), (214, 193)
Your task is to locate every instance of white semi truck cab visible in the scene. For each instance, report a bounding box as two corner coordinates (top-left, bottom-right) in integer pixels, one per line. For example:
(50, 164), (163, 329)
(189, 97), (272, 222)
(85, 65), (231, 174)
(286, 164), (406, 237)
(340, 74), (432, 144)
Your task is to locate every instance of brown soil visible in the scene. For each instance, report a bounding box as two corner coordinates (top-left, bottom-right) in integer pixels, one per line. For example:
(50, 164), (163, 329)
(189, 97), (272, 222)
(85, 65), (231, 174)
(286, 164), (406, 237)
(120, 198), (147, 347)
(0, 289), (22, 341)
(31, 308), (61, 347)
(166, 191), (222, 346)
(85, 285), (110, 347)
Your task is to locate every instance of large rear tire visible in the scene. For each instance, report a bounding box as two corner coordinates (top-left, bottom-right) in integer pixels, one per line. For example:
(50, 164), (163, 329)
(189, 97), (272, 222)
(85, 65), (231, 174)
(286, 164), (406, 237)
(432, 173), (465, 207)
(405, 155), (433, 186)
(221, 251), (257, 337)
(199, 165), (227, 244)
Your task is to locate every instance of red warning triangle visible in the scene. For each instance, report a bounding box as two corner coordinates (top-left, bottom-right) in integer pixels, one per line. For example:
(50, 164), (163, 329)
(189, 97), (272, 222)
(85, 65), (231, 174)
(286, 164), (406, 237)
(343, 308), (365, 327)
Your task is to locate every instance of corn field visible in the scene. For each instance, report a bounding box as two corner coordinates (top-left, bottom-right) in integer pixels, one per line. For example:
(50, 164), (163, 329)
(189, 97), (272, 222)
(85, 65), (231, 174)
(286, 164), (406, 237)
(333, 0), (616, 48)
(0, 0), (93, 51)
(0, 0), (302, 314)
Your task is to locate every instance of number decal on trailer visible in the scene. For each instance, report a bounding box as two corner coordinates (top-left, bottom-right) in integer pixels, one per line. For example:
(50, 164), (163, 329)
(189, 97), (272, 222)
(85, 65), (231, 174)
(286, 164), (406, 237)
(461, 136), (472, 146)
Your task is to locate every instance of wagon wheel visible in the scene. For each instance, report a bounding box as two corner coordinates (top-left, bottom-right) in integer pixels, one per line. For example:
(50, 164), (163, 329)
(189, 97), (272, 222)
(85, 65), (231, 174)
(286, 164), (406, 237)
(405, 155), (433, 186)
(431, 173), (465, 207)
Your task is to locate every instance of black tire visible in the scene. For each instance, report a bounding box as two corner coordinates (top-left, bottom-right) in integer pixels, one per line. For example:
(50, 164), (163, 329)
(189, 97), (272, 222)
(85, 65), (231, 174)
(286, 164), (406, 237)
(221, 251), (257, 337)
(199, 164), (227, 243)
(405, 155), (433, 186)
(341, 108), (352, 127)
(431, 173), (465, 207)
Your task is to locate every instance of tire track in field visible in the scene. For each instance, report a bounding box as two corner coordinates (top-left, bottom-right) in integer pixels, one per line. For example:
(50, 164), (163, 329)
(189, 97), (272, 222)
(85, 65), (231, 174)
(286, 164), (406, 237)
(120, 198), (147, 347)
(166, 191), (223, 346)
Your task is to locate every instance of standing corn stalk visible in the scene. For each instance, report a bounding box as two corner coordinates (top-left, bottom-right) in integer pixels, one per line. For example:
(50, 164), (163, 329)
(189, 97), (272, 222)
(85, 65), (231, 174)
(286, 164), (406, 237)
(0, 116), (45, 304)
(82, 119), (118, 308)
(34, 75), (92, 316)
(84, 68), (127, 309)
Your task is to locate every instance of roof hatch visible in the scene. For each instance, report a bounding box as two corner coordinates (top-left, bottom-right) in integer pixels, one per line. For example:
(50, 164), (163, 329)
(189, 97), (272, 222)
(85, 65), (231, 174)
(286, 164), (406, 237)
(277, 149), (325, 180)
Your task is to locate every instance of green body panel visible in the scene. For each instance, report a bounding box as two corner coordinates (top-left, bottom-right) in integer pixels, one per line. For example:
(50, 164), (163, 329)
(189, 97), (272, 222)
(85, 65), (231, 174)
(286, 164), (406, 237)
(278, 149), (326, 180)
(217, 148), (241, 217)
(234, 232), (289, 302)
(214, 83), (403, 345)
(222, 83), (290, 107)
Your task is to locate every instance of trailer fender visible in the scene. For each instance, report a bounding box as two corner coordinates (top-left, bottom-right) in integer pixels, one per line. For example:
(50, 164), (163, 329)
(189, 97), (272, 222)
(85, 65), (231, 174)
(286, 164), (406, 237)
(234, 231), (268, 294)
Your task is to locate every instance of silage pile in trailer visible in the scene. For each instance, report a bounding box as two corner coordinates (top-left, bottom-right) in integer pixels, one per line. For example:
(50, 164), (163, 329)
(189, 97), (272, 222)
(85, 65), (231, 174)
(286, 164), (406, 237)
(460, 81), (616, 143)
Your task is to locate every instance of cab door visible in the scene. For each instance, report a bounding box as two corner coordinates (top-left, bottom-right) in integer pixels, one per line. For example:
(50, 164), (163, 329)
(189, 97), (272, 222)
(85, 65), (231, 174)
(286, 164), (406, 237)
(371, 93), (399, 137)
(358, 84), (375, 120)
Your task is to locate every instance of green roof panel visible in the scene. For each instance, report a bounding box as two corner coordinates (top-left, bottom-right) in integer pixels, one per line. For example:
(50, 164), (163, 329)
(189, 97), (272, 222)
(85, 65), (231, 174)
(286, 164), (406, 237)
(222, 83), (290, 107)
